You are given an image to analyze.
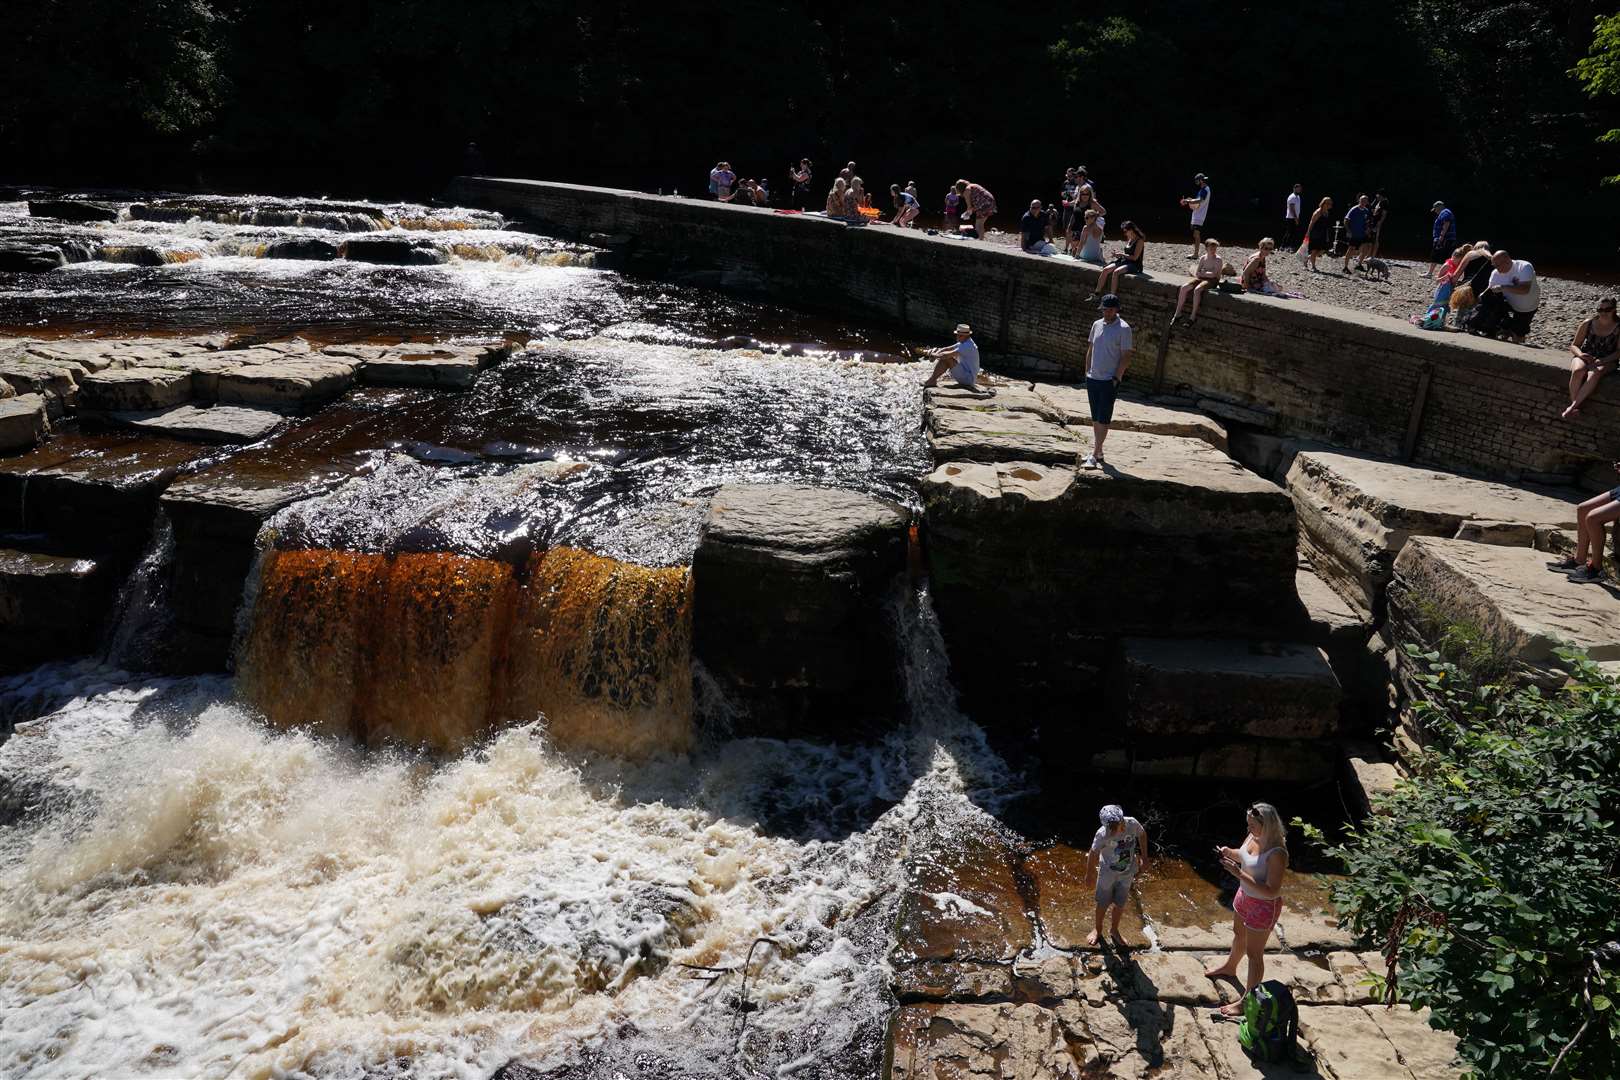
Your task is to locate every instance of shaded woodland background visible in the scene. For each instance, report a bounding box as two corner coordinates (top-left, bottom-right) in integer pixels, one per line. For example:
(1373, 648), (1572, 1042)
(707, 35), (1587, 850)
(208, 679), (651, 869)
(3, 0), (1618, 262)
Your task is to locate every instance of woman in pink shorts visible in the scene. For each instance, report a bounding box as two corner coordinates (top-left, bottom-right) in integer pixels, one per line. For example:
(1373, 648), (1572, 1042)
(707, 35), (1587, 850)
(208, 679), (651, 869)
(1204, 802), (1289, 1015)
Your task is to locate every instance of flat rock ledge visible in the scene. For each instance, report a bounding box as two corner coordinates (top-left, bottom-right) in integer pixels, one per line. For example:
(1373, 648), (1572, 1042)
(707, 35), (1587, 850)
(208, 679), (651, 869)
(1287, 447), (1582, 618)
(692, 483), (908, 736)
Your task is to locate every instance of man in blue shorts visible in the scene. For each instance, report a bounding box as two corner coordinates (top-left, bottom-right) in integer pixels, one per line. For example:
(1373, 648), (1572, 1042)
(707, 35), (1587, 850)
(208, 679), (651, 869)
(1342, 193), (1371, 273)
(1082, 295), (1133, 468)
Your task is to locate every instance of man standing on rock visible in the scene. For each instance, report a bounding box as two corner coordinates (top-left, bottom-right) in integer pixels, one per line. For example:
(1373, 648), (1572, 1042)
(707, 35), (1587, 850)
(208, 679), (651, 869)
(1082, 295), (1132, 469)
(921, 323), (992, 394)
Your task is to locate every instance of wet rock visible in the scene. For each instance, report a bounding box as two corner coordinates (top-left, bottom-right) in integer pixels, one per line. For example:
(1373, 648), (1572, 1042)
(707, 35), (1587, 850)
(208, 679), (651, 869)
(892, 960), (1014, 1003)
(0, 549), (108, 672)
(0, 243), (67, 273)
(263, 237), (340, 260)
(1274, 904), (1359, 952)
(134, 354), (258, 399)
(926, 405), (1083, 465)
(692, 483), (907, 737)
(0, 354), (85, 417)
(1031, 382), (1228, 452)
(886, 1002), (1080, 1079)
(215, 357), (358, 410)
(922, 437), (1297, 722)
(77, 367), (195, 413)
(112, 403), (285, 444)
(27, 199), (120, 222)
(1112, 638), (1341, 740)
(356, 342), (510, 390)
(96, 244), (168, 266)
(925, 383), (1054, 416)
(340, 236), (447, 265)
(892, 830), (1034, 964)
(1387, 537), (1620, 688)
(0, 394), (49, 453)
(1286, 448), (1581, 617)
(1025, 844), (1146, 949)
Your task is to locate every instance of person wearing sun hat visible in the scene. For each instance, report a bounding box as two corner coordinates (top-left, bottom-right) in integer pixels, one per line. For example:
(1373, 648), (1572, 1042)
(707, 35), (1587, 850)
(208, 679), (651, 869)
(921, 323), (992, 394)
(1083, 803), (1150, 949)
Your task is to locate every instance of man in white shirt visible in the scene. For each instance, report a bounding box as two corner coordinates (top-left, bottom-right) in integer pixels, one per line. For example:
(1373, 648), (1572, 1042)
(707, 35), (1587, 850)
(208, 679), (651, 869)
(1485, 250), (1540, 343)
(1283, 183), (1303, 249)
(1082, 295), (1133, 468)
(921, 323), (992, 393)
(1180, 172), (1211, 258)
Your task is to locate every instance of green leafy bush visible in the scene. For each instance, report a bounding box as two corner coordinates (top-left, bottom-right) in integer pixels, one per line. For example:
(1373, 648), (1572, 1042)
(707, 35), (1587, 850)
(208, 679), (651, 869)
(1319, 648), (1620, 1078)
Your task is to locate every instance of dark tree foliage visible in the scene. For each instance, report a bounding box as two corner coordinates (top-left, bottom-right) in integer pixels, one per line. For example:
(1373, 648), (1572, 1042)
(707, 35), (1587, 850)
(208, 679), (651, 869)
(1, 1), (1616, 254)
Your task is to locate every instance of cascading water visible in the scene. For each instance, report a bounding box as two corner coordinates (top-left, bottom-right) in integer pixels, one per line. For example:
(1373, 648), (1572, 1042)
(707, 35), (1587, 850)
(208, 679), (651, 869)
(101, 513), (178, 671)
(0, 582), (1013, 1079)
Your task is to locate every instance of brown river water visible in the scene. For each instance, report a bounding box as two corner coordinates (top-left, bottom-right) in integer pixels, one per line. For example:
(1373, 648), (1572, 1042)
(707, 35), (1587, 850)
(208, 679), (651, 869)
(0, 191), (1348, 1079)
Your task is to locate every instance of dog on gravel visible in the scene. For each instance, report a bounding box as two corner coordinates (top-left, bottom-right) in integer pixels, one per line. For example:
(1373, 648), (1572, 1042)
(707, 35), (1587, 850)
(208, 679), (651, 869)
(1363, 257), (1391, 281)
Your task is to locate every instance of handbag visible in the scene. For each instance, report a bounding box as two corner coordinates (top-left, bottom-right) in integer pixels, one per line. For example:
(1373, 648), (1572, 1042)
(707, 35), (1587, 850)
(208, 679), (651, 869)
(1294, 240), (1310, 266)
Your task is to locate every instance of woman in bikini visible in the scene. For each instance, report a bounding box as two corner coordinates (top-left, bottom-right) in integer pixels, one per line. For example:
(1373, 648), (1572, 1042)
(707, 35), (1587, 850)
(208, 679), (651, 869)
(1205, 802), (1289, 1016)
(1089, 221), (1145, 301)
(1563, 297), (1619, 419)
(1240, 239), (1296, 298)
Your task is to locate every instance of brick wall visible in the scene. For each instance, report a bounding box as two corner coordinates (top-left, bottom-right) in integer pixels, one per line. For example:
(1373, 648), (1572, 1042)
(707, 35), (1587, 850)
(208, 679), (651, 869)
(449, 178), (1617, 482)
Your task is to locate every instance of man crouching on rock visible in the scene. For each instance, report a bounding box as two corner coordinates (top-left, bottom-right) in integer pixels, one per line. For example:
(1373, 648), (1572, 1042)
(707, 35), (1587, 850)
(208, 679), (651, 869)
(1084, 803), (1150, 949)
(921, 323), (994, 395)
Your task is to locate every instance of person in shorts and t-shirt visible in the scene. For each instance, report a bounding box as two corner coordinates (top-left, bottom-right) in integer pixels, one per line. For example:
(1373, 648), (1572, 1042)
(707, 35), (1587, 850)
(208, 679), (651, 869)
(1484, 250), (1540, 343)
(1082, 295), (1133, 469)
(921, 323), (992, 394)
(1180, 172), (1211, 257)
(1084, 804), (1150, 948)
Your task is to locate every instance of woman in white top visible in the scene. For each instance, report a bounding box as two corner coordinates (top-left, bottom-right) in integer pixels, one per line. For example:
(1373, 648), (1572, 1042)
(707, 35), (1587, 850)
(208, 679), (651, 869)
(1204, 802), (1289, 1015)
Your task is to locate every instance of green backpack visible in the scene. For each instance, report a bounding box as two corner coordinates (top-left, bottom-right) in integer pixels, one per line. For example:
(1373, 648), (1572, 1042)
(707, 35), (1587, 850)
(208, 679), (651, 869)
(1237, 980), (1299, 1063)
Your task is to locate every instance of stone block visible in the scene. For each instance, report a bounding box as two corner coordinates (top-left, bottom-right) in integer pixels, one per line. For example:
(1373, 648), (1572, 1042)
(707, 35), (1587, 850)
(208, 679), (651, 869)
(1113, 638), (1341, 740)
(1287, 448), (1581, 618)
(1388, 537), (1620, 686)
(0, 549), (108, 672)
(1254, 740), (1337, 782)
(1297, 1006), (1418, 1079)
(1032, 382), (1228, 451)
(1296, 562), (1374, 697)
(1342, 741), (1400, 818)
(1226, 430), (1297, 481)
(886, 1003), (1080, 1080)
(892, 828), (1034, 965)
(1053, 999), (1209, 1079)
(77, 367), (195, 412)
(215, 357), (357, 410)
(1362, 1005), (1463, 1079)
(0, 394), (49, 452)
(134, 354), (257, 399)
(925, 383), (1053, 416)
(0, 243), (66, 272)
(0, 356), (84, 417)
(264, 237), (340, 260)
(340, 236), (447, 265)
(1452, 519), (1536, 546)
(111, 403), (285, 444)
(693, 483), (907, 737)
(28, 199), (120, 222)
(926, 404), (1083, 464)
(356, 342), (509, 389)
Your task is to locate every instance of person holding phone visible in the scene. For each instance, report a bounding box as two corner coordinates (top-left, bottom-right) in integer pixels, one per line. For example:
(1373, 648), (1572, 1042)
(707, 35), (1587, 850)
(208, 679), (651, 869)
(1204, 803), (1289, 1015)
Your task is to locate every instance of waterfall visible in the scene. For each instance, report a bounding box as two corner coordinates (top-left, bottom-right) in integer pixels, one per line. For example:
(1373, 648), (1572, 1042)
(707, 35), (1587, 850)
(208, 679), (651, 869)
(101, 514), (177, 672)
(236, 546), (693, 757)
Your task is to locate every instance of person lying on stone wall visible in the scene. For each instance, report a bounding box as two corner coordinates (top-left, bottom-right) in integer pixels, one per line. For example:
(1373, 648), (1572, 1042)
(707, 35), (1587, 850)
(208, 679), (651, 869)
(1083, 804), (1150, 948)
(1466, 250), (1540, 344)
(1551, 462), (1620, 584)
(921, 323), (993, 394)
(1020, 200), (1058, 256)
(1563, 296), (1619, 419)
(1205, 802), (1290, 1016)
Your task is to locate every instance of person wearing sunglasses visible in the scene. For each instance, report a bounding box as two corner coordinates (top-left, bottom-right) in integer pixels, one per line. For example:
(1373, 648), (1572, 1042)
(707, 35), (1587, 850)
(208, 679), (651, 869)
(1205, 802), (1289, 1015)
(1563, 297), (1619, 420)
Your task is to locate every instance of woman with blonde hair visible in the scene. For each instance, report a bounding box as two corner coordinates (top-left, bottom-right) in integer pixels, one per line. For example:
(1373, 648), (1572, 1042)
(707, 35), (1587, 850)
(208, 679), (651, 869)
(1205, 802), (1289, 1015)
(826, 177), (849, 219)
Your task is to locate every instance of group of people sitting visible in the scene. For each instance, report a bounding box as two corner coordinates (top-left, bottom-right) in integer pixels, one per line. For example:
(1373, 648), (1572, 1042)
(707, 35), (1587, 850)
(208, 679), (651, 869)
(1412, 240), (1542, 344)
(707, 162), (771, 206)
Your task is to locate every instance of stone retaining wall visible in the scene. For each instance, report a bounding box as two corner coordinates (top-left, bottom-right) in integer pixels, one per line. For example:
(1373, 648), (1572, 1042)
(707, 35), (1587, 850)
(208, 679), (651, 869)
(448, 178), (1616, 484)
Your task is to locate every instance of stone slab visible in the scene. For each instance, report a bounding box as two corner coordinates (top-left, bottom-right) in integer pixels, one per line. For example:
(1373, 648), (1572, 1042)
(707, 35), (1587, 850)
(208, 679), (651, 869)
(891, 829), (1034, 965)
(1125, 950), (1350, 1006)
(887, 1002), (1081, 1079)
(1032, 382), (1228, 451)
(1389, 536), (1620, 674)
(1025, 844), (1147, 950)
(0, 394), (48, 452)
(1341, 741), (1399, 818)
(215, 358), (357, 410)
(1287, 448), (1582, 617)
(356, 342), (509, 390)
(1114, 638), (1341, 739)
(927, 404), (1083, 464)
(925, 382), (1053, 416)
(114, 403), (286, 444)
(892, 959), (1014, 1003)
(1362, 1005), (1463, 1080)
(78, 367), (195, 412)
(1297, 1006), (1417, 1079)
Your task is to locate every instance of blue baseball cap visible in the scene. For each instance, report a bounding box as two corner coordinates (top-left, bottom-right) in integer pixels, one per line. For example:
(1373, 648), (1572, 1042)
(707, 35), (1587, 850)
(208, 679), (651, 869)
(1100, 294), (1121, 309)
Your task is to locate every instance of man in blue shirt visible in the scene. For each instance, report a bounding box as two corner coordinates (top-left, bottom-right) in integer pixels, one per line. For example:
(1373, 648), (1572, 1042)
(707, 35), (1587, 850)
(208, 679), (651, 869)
(1425, 201), (1455, 277)
(1082, 295), (1133, 469)
(1342, 194), (1371, 273)
(921, 323), (991, 394)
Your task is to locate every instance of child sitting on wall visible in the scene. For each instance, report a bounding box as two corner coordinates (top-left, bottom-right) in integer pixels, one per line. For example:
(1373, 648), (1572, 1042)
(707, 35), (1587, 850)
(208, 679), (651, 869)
(1083, 804), (1150, 948)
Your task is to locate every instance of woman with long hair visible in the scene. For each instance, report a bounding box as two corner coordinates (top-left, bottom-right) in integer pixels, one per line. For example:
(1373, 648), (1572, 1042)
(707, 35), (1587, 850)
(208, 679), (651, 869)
(1204, 802), (1289, 1016)
(1564, 297), (1620, 419)
(955, 179), (997, 238)
(1303, 197), (1332, 272)
(825, 177), (848, 219)
(1089, 221), (1145, 301)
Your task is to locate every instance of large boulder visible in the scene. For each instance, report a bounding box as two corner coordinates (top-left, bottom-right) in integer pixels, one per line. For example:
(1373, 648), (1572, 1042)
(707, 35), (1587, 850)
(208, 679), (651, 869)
(27, 199), (119, 222)
(692, 483), (907, 736)
(1287, 448), (1581, 617)
(0, 243), (67, 273)
(0, 395), (48, 453)
(0, 548), (109, 672)
(921, 433), (1298, 720)
(263, 237), (340, 261)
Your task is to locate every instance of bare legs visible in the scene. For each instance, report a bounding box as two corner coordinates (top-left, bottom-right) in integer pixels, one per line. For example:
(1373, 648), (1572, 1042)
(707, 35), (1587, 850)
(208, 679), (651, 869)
(1565, 359), (1610, 418)
(1086, 900), (1126, 947)
(1205, 911), (1276, 1014)
(1574, 495), (1620, 568)
(1093, 265), (1122, 298)
(974, 213), (992, 239)
(1174, 280), (1212, 323)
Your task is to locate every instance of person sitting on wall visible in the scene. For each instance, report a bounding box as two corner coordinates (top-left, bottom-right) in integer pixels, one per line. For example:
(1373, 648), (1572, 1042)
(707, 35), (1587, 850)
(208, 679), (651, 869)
(1240, 239), (1302, 298)
(1020, 199), (1058, 255)
(1173, 238), (1225, 326)
(921, 323), (993, 394)
(826, 177), (850, 218)
(1564, 297), (1619, 419)
(1088, 221), (1146, 302)
(1551, 461), (1620, 584)
(1083, 804), (1151, 948)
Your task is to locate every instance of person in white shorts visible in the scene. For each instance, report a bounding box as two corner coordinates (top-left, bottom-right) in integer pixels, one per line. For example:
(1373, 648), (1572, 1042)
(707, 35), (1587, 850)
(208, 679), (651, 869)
(1083, 803), (1150, 948)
